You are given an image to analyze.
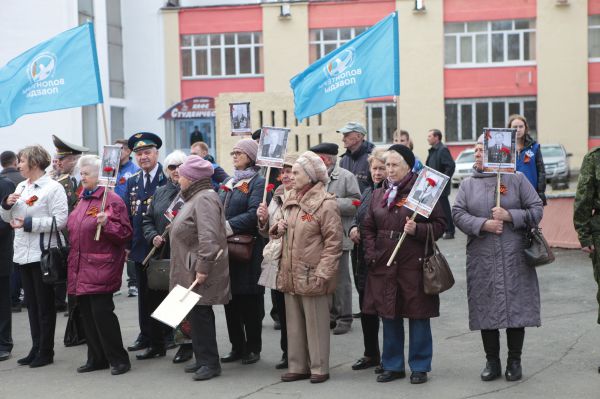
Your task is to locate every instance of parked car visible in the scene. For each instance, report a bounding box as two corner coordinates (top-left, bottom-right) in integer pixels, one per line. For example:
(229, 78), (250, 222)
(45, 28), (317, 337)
(451, 148), (475, 188)
(541, 144), (571, 189)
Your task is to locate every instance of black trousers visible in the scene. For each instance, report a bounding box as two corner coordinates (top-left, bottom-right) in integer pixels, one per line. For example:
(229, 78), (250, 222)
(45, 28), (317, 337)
(20, 262), (56, 357)
(224, 294), (265, 354)
(134, 262), (151, 344)
(481, 328), (525, 362)
(270, 289), (279, 322)
(147, 287), (171, 349)
(78, 294), (129, 367)
(54, 281), (67, 308)
(126, 260), (136, 288)
(189, 305), (219, 368)
(272, 289), (287, 355)
(439, 194), (455, 234)
(10, 263), (21, 306)
(0, 275), (13, 352)
(358, 289), (380, 359)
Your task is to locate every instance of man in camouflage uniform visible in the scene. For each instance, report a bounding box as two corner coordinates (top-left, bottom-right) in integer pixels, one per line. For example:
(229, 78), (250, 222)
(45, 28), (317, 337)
(573, 147), (600, 373)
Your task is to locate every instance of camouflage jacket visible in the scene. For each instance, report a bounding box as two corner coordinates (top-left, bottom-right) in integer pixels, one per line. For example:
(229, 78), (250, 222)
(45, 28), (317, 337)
(57, 174), (81, 213)
(574, 147), (600, 248)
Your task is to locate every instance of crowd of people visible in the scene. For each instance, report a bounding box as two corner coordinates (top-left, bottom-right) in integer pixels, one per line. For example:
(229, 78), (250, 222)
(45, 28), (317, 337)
(0, 115), (599, 384)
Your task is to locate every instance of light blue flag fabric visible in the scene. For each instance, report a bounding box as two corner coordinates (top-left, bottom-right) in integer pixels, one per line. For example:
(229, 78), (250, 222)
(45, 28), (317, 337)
(290, 12), (399, 121)
(0, 23), (103, 127)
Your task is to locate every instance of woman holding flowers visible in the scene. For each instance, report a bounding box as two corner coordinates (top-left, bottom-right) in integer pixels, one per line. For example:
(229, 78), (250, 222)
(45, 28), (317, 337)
(361, 144), (446, 385)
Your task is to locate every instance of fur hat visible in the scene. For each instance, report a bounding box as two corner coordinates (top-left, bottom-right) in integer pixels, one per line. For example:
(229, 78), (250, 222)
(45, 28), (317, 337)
(295, 151), (329, 185)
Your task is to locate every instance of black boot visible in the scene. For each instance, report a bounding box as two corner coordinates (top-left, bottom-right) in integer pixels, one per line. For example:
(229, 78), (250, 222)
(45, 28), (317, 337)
(480, 359), (501, 381)
(505, 359), (522, 381)
(480, 329), (500, 380)
(505, 328), (524, 381)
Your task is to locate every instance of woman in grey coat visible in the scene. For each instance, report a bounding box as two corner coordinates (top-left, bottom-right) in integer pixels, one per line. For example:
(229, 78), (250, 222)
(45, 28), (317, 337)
(452, 138), (543, 382)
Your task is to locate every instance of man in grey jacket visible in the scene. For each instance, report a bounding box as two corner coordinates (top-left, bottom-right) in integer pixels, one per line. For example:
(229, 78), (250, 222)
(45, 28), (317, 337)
(310, 143), (361, 335)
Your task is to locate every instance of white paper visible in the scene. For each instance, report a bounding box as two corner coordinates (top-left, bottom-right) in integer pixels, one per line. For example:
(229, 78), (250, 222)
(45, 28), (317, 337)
(151, 285), (201, 328)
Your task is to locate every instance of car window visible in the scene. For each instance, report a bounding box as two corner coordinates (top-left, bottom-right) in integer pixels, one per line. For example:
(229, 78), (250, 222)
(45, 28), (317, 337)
(541, 146), (564, 158)
(456, 152), (475, 163)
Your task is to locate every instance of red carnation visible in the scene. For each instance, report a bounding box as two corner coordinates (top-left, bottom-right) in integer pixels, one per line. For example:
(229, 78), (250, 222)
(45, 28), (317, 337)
(266, 183), (275, 193)
(425, 177), (437, 187)
(171, 210), (178, 217)
(103, 166), (114, 173)
(119, 176), (126, 185)
(220, 185), (230, 192)
(500, 147), (511, 155)
(352, 200), (361, 207)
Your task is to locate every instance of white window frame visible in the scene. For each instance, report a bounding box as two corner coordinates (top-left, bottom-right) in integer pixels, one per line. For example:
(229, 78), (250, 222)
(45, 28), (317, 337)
(444, 19), (536, 68)
(589, 94), (600, 136)
(589, 16), (600, 62)
(309, 27), (367, 62)
(445, 96), (536, 143)
(366, 102), (396, 145)
(181, 32), (263, 79)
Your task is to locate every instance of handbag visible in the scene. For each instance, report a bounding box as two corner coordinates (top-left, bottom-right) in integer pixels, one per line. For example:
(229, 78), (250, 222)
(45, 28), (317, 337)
(422, 224), (455, 295)
(39, 216), (69, 285)
(523, 209), (555, 267)
(227, 234), (255, 263)
(146, 233), (171, 291)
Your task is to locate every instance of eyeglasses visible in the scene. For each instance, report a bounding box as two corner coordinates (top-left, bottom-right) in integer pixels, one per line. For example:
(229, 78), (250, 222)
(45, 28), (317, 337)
(167, 164), (181, 171)
(230, 151), (245, 157)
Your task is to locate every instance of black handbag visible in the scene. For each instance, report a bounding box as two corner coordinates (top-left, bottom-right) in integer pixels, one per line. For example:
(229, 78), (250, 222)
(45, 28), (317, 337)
(421, 224), (455, 295)
(39, 216), (69, 285)
(523, 210), (555, 267)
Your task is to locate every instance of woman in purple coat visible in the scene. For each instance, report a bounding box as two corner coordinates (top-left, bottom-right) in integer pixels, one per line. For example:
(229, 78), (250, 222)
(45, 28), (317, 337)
(67, 155), (133, 376)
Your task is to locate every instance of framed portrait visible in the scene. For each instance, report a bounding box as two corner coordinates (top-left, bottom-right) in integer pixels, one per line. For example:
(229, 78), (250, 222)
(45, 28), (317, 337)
(98, 145), (122, 187)
(230, 102), (251, 136)
(404, 166), (450, 218)
(164, 193), (185, 223)
(482, 128), (517, 174)
(256, 126), (290, 168)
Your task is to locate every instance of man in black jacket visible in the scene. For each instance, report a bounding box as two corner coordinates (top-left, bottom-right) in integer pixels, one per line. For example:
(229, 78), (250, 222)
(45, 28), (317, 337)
(0, 175), (15, 361)
(425, 129), (456, 239)
(338, 122), (375, 193)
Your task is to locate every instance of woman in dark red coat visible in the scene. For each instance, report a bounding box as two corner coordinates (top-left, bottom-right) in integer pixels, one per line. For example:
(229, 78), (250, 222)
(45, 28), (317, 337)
(362, 145), (446, 385)
(67, 155), (133, 376)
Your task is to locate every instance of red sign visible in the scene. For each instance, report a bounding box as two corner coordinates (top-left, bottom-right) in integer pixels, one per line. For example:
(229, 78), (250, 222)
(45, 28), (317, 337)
(160, 97), (215, 119)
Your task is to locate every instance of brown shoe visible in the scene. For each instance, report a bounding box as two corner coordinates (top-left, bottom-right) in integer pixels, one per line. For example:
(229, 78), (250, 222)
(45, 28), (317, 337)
(281, 372), (311, 382)
(310, 373), (330, 383)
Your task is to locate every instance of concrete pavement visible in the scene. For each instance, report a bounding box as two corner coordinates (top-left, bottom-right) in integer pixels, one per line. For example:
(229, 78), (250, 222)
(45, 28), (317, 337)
(1, 233), (600, 398)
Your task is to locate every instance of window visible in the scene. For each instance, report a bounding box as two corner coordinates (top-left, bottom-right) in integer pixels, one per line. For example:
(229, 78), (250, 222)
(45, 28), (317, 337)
(106, 0), (124, 98)
(589, 16), (600, 59)
(81, 105), (98, 153)
(589, 94), (600, 136)
(181, 32), (263, 78)
(78, 0), (93, 24)
(309, 27), (368, 63)
(110, 106), (125, 141)
(444, 20), (536, 67)
(445, 97), (536, 142)
(366, 103), (396, 144)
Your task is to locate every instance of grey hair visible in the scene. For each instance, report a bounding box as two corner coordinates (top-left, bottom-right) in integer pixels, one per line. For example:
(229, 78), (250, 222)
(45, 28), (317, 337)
(368, 148), (386, 166)
(163, 150), (187, 175)
(77, 155), (101, 175)
(322, 153), (337, 167)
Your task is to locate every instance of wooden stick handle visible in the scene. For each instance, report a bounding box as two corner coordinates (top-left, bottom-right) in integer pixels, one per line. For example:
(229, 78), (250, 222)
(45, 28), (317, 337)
(94, 188), (109, 241)
(496, 170), (501, 208)
(262, 167), (271, 204)
(180, 249), (224, 302)
(386, 211), (418, 267)
(142, 226), (171, 266)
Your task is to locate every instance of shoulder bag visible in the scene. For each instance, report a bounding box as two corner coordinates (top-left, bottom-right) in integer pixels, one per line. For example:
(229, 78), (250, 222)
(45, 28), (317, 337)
(227, 234), (256, 263)
(146, 237), (170, 291)
(523, 210), (555, 267)
(422, 224), (455, 295)
(39, 216), (69, 285)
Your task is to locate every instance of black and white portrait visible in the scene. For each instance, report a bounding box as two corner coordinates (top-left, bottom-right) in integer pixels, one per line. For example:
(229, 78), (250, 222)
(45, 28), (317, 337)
(483, 128), (516, 173)
(405, 167), (449, 218)
(256, 126), (290, 168)
(230, 102), (251, 135)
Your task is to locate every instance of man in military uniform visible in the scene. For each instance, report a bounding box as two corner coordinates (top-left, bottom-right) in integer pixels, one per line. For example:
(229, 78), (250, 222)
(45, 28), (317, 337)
(123, 132), (168, 358)
(573, 147), (600, 373)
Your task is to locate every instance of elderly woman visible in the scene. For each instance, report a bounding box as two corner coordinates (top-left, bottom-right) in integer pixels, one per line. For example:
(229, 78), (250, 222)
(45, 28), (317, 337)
(270, 151), (343, 384)
(140, 150), (190, 362)
(66, 155), (132, 375)
(256, 154), (298, 370)
(0, 145), (68, 368)
(169, 155), (230, 381)
(348, 148), (387, 372)
(218, 139), (266, 365)
(453, 137), (543, 382)
(361, 144), (446, 385)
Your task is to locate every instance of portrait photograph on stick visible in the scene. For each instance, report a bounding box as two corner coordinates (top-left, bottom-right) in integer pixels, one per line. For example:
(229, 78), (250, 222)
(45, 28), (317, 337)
(98, 145), (122, 187)
(482, 128), (517, 174)
(404, 166), (450, 218)
(230, 102), (251, 135)
(256, 126), (290, 168)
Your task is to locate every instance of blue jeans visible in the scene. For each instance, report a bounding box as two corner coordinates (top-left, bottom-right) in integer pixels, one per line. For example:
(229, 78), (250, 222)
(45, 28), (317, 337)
(382, 317), (432, 373)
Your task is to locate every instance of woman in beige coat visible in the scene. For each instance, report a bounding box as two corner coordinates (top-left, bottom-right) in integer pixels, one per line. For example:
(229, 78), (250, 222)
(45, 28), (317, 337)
(269, 151), (343, 384)
(169, 155), (231, 381)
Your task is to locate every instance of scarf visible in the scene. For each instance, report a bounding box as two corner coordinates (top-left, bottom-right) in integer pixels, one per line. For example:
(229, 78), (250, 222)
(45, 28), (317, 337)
(83, 186), (101, 199)
(382, 172), (414, 209)
(296, 183), (314, 200)
(180, 178), (214, 201)
(232, 166), (259, 184)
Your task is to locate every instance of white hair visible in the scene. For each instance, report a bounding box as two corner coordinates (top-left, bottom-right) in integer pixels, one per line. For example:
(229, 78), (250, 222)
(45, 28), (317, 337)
(163, 150), (187, 175)
(77, 155), (100, 176)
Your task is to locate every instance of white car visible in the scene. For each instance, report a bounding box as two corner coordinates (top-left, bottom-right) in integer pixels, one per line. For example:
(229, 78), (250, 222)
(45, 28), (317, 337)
(451, 149), (475, 188)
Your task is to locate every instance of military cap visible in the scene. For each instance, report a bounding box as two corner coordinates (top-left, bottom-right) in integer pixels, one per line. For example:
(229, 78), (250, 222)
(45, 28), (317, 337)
(52, 135), (89, 158)
(127, 132), (162, 152)
(336, 122), (367, 135)
(310, 142), (339, 156)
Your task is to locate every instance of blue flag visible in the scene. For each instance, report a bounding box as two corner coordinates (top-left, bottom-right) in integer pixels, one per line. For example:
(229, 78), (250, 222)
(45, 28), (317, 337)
(0, 23), (103, 127)
(290, 12), (399, 121)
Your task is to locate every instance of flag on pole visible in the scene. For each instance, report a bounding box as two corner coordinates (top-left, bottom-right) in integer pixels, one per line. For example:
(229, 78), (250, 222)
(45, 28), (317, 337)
(290, 12), (399, 121)
(0, 22), (103, 127)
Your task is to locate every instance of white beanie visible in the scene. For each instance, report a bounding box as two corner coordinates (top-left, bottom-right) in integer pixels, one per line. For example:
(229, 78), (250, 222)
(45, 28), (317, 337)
(295, 151), (330, 185)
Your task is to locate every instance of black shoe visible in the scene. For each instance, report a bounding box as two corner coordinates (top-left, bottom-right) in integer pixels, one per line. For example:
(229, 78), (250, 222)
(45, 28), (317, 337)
(274, 320), (282, 330)
(193, 365), (221, 381)
(352, 312), (361, 319)
(275, 355), (288, 370)
(127, 339), (149, 352)
(17, 350), (37, 366)
(173, 344), (193, 364)
(374, 364), (384, 374)
(220, 351), (242, 363)
(410, 371), (428, 384)
(443, 232), (455, 240)
(185, 363), (201, 373)
(77, 363), (108, 373)
(111, 363), (131, 376)
(376, 370), (406, 382)
(241, 352), (260, 365)
(352, 357), (380, 370)
(481, 360), (501, 381)
(0, 351), (10, 361)
(11, 304), (22, 313)
(505, 360), (522, 381)
(136, 347), (166, 360)
(55, 303), (67, 312)
(29, 355), (53, 368)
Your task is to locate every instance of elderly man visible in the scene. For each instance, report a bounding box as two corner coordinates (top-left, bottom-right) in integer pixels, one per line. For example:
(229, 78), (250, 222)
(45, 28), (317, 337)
(190, 141), (229, 189)
(310, 142), (361, 335)
(338, 122), (375, 193)
(123, 132), (168, 358)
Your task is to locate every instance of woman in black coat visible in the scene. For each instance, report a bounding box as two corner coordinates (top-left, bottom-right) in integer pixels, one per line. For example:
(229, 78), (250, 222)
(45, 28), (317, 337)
(218, 139), (267, 365)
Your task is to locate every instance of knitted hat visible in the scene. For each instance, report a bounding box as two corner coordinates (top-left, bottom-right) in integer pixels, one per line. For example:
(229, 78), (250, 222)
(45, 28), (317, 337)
(233, 139), (258, 162)
(178, 155), (214, 182)
(283, 153), (299, 167)
(387, 144), (415, 169)
(295, 151), (329, 185)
